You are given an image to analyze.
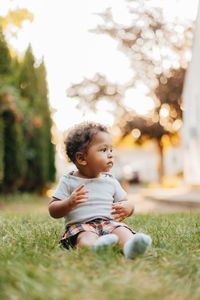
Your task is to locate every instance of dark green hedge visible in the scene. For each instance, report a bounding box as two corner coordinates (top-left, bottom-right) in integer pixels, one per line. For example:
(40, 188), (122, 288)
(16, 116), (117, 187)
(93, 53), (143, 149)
(0, 33), (55, 194)
(0, 113), (4, 183)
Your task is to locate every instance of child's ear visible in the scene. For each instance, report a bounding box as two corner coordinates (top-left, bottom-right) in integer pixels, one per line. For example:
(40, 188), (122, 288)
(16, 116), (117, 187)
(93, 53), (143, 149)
(75, 152), (87, 166)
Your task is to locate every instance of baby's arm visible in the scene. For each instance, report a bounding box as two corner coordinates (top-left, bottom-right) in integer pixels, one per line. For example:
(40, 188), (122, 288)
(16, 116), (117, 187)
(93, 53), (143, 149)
(48, 184), (89, 218)
(111, 198), (135, 222)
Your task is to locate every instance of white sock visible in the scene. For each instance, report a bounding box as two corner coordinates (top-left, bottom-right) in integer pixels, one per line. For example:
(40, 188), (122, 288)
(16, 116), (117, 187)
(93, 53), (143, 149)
(91, 234), (119, 251)
(123, 233), (152, 259)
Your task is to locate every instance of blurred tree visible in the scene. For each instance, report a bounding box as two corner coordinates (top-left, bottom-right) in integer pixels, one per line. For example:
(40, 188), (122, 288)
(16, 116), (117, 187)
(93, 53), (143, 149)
(123, 68), (186, 179)
(67, 1), (193, 181)
(18, 45), (38, 104)
(0, 98), (4, 183)
(1, 107), (26, 193)
(0, 80), (27, 192)
(92, 1), (192, 90)
(17, 47), (55, 192)
(0, 8), (33, 36)
(67, 71), (185, 180)
(35, 60), (56, 183)
(0, 7), (55, 193)
(0, 31), (12, 186)
(0, 30), (11, 76)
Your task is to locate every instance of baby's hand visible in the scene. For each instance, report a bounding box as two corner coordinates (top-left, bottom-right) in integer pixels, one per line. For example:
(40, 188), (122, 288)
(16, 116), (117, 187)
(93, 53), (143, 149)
(68, 184), (89, 209)
(111, 200), (134, 222)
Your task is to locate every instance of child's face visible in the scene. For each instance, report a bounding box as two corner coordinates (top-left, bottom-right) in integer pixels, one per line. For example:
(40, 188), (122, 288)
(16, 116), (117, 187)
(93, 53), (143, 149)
(85, 131), (113, 175)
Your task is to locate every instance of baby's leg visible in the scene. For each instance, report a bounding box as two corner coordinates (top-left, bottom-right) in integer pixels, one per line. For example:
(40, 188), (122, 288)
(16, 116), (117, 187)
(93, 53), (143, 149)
(76, 231), (118, 250)
(112, 227), (151, 259)
(76, 231), (98, 248)
(112, 226), (135, 248)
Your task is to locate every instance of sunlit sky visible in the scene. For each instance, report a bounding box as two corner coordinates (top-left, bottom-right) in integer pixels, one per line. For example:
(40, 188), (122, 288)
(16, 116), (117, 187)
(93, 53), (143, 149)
(1, 0), (199, 131)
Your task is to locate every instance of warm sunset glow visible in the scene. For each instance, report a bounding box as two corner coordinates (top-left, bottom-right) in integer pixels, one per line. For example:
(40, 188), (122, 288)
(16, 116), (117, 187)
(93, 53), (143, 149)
(172, 119), (183, 131)
(1, 0), (198, 132)
(160, 105), (170, 118)
(131, 128), (141, 139)
(123, 85), (155, 115)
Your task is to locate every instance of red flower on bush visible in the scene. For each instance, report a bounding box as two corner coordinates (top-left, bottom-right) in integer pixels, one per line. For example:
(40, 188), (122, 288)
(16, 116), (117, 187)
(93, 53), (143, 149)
(33, 117), (42, 128)
(16, 114), (24, 122)
(10, 103), (17, 111)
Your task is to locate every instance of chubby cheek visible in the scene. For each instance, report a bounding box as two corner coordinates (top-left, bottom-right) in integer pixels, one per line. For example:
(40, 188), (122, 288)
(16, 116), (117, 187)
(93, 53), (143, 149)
(96, 152), (106, 161)
(96, 157), (108, 167)
(97, 158), (107, 167)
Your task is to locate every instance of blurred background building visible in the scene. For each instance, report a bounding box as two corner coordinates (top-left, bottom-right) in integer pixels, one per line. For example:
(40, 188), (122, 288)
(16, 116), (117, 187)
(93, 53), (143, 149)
(182, 1), (200, 186)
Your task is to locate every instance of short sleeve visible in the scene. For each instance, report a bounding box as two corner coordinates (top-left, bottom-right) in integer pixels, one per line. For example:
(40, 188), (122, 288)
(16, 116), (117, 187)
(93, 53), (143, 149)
(113, 178), (127, 202)
(52, 176), (70, 200)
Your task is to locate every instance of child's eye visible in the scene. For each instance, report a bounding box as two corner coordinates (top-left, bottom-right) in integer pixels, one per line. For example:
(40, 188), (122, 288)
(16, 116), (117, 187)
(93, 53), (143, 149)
(101, 148), (107, 152)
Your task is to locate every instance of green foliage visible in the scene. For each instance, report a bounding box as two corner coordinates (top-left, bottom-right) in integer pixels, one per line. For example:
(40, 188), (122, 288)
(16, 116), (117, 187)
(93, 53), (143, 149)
(48, 136), (56, 182)
(0, 206), (200, 300)
(0, 79), (28, 193)
(17, 49), (56, 192)
(0, 39), (55, 194)
(2, 109), (26, 193)
(0, 112), (4, 183)
(35, 60), (56, 182)
(18, 45), (38, 104)
(0, 30), (11, 76)
(9, 56), (21, 86)
(22, 125), (48, 192)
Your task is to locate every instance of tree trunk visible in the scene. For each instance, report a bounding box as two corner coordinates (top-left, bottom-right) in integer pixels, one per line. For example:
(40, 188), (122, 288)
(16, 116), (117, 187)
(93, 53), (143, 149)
(156, 139), (164, 184)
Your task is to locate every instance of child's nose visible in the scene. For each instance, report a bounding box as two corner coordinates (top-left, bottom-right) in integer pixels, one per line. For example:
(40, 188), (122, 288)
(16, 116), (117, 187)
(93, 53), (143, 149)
(108, 151), (113, 158)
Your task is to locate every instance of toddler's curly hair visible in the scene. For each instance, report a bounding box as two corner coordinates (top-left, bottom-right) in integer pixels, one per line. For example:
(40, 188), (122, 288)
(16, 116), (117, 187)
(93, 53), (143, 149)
(65, 122), (109, 163)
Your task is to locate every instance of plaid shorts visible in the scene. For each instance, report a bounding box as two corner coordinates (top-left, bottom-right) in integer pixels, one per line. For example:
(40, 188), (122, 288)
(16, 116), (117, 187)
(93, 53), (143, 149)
(60, 218), (136, 249)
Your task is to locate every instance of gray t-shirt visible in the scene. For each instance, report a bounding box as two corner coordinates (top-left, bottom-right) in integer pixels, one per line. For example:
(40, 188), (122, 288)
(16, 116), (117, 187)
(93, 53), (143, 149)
(53, 172), (126, 226)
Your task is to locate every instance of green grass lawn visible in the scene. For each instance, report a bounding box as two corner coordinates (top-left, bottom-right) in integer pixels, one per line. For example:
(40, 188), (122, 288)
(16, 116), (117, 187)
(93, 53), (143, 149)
(0, 195), (200, 300)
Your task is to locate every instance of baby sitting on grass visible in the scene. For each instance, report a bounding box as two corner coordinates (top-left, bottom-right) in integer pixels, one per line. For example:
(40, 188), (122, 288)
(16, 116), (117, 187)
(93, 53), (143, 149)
(48, 122), (151, 259)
